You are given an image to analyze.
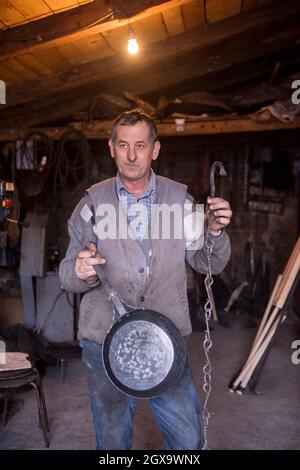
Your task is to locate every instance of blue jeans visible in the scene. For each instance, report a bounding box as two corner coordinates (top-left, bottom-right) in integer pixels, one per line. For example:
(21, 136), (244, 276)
(81, 339), (203, 450)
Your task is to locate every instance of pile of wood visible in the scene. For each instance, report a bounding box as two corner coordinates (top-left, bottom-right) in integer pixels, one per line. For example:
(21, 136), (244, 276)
(229, 235), (300, 394)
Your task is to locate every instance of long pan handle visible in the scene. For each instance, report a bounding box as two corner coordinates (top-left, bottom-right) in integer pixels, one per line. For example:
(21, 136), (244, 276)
(93, 263), (128, 317)
(87, 203), (128, 317)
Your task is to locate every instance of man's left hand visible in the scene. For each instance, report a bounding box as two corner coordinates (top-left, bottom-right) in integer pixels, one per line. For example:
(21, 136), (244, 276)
(207, 197), (232, 232)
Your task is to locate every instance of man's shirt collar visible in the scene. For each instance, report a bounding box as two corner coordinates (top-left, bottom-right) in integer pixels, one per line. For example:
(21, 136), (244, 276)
(116, 168), (156, 200)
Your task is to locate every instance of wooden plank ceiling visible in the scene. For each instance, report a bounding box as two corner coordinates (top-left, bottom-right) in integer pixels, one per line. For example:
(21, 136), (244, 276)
(0, 0), (299, 134)
(0, 1), (94, 28)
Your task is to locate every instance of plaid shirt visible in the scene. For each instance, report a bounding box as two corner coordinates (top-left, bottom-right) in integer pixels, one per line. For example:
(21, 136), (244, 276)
(116, 170), (205, 264)
(116, 169), (156, 260)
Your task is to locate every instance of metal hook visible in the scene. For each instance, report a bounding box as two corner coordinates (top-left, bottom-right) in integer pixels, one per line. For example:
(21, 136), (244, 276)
(209, 161), (227, 199)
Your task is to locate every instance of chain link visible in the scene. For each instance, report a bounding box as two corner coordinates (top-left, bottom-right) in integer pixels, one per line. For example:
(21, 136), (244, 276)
(202, 224), (214, 450)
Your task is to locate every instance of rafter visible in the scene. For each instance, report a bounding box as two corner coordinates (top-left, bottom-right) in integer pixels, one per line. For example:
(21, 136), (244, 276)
(0, 0), (193, 61)
(1, 115), (300, 141)
(0, 22), (298, 129)
(0, 92), (131, 128)
(2, 2), (299, 111)
(141, 44), (300, 101)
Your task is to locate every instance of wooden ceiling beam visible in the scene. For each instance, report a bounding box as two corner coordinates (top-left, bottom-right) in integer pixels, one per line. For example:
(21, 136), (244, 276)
(97, 26), (300, 98)
(1, 115), (300, 141)
(0, 96), (92, 128)
(0, 92), (131, 128)
(3, 0), (300, 109)
(0, 24), (298, 127)
(0, 58), (271, 128)
(0, 0), (193, 61)
(141, 44), (300, 101)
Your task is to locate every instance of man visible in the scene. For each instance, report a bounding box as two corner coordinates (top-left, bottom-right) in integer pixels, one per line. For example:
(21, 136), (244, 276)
(59, 110), (232, 450)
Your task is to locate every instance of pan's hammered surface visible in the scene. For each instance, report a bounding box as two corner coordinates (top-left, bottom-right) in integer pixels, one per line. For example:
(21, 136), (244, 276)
(108, 320), (174, 390)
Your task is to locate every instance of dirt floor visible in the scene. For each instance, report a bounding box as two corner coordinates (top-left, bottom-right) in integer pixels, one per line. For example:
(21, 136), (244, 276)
(1, 314), (300, 450)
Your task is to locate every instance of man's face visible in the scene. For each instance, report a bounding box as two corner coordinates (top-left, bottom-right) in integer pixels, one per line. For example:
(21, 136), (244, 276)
(108, 121), (160, 184)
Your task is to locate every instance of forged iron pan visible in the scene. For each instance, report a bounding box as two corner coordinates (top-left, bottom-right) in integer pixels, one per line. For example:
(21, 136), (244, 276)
(102, 309), (186, 398)
(93, 264), (186, 398)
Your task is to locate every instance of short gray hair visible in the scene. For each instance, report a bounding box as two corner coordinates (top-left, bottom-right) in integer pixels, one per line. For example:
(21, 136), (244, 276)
(111, 109), (158, 143)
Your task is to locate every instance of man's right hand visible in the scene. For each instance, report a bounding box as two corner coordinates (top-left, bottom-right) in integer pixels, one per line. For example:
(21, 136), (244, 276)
(75, 242), (105, 283)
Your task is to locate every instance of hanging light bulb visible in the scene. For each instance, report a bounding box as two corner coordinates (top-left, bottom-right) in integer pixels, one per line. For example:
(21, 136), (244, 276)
(128, 25), (139, 54)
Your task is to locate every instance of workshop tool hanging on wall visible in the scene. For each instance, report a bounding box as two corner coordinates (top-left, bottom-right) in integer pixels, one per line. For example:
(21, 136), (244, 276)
(229, 235), (300, 394)
(202, 161), (227, 449)
(16, 132), (53, 197)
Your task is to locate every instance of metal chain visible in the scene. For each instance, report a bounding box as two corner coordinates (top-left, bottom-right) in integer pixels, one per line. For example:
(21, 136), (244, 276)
(202, 224), (214, 450)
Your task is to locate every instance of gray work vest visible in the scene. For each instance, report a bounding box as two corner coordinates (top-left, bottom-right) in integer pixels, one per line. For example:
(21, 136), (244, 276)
(78, 175), (192, 344)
